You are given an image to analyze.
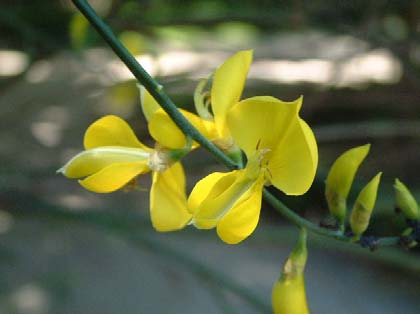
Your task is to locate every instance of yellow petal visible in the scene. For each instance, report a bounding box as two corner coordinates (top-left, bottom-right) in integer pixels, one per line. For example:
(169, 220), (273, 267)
(148, 108), (218, 149)
(79, 161), (149, 193)
(216, 176), (264, 244)
(190, 171), (241, 229)
(191, 169), (262, 238)
(59, 146), (150, 178)
(211, 50), (252, 138)
(139, 84), (160, 122)
(268, 118), (318, 195)
(188, 172), (228, 213)
(227, 96), (301, 159)
(84, 115), (151, 151)
(150, 162), (192, 231)
(354, 172), (382, 213)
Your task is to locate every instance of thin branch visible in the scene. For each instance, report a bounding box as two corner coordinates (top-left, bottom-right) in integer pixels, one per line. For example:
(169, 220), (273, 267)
(263, 188), (401, 249)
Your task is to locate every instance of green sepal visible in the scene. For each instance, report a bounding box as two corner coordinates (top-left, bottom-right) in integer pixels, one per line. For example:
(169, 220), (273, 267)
(168, 136), (193, 161)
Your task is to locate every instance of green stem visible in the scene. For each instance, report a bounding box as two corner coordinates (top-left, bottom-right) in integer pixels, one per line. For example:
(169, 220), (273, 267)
(376, 236), (401, 247)
(71, 0), (238, 170)
(263, 189), (347, 241)
(263, 188), (401, 247)
(71, 0), (402, 249)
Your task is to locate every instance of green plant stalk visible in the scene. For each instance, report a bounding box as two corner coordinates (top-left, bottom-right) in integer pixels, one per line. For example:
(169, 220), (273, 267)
(263, 189), (400, 247)
(262, 189), (347, 241)
(71, 0), (402, 249)
(71, 0), (237, 170)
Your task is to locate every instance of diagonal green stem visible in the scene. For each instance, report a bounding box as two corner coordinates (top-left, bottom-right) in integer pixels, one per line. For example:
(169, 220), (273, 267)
(71, 0), (403, 249)
(262, 189), (348, 241)
(262, 189), (400, 247)
(71, 0), (238, 170)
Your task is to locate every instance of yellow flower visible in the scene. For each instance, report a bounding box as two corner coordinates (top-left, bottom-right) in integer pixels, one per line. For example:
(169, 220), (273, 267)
(188, 96), (318, 244)
(394, 178), (419, 220)
(141, 50), (253, 151)
(58, 115), (192, 232)
(350, 172), (382, 237)
(272, 229), (310, 314)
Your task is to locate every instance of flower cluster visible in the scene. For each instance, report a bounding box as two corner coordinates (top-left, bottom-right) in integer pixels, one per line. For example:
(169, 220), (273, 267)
(59, 50), (318, 244)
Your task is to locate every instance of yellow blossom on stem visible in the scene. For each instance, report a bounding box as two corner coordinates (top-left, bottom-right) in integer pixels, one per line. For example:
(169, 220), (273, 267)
(394, 178), (419, 220)
(272, 228), (310, 314)
(141, 50), (253, 155)
(58, 115), (192, 232)
(188, 96), (318, 244)
(350, 172), (382, 237)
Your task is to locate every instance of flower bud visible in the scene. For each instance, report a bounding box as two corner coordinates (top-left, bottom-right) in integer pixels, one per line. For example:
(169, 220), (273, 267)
(325, 144), (370, 224)
(350, 172), (382, 237)
(394, 179), (419, 220)
(272, 229), (309, 314)
(193, 78), (214, 121)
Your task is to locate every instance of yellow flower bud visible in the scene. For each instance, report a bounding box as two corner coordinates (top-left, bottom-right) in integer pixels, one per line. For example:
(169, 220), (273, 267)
(325, 144), (370, 224)
(394, 179), (419, 220)
(193, 78), (213, 121)
(350, 172), (382, 237)
(272, 229), (310, 314)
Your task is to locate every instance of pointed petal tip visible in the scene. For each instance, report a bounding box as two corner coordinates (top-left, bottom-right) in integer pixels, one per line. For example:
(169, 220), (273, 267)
(362, 143), (371, 151)
(372, 171), (382, 179)
(293, 95), (304, 113)
(240, 49), (253, 58)
(211, 49), (254, 136)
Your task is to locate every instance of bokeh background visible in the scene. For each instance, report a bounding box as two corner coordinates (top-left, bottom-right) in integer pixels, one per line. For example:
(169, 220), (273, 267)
(1, 0), (420, 313)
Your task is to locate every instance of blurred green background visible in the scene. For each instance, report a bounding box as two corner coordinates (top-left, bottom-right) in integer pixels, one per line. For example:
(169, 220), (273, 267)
(1, 0), (420, 313)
